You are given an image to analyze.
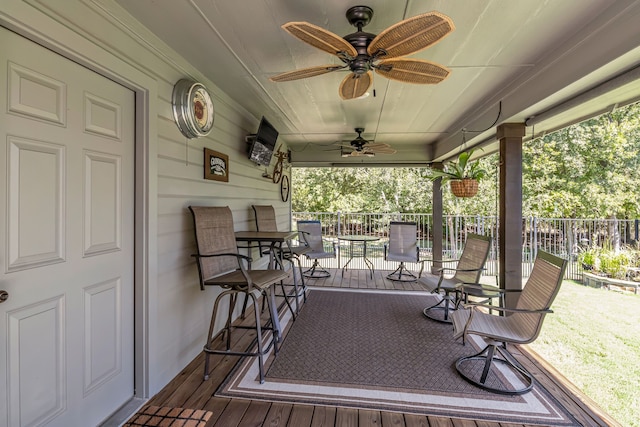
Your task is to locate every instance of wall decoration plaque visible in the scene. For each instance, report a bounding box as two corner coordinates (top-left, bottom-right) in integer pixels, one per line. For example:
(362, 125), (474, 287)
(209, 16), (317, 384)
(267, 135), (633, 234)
(204, 148), (228, 182)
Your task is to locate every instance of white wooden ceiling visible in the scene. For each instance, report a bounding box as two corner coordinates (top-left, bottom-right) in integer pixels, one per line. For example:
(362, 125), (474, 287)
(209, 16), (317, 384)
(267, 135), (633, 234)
(116, 0), (640, 166)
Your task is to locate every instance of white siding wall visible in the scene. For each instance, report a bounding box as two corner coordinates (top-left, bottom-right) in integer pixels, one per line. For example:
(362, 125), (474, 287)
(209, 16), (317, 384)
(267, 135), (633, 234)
(1, 0), (290, 396)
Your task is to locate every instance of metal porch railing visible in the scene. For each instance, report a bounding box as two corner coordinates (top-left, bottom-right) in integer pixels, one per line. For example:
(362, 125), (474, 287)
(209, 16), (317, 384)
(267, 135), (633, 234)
(292, 212), (639, 281)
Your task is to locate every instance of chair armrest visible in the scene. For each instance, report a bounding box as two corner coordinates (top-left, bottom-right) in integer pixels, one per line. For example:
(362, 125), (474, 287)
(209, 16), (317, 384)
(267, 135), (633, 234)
(417, 256), (431, 277)
(457, 283), (498, 294)
(297, 230), (311, 246)
(459, 283), (524, 294)
(461, 301), (553, 315)
(191, 252), (252, 262)
(458, 282), (504, 292)
(418, 258), (464, 277)
(191, 252), (253, 269)
(442, 266), (485, 273)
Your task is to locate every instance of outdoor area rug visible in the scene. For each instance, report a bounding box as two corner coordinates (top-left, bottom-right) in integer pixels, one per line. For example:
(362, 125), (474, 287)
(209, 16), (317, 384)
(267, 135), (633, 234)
(216, 288), (580, 426)
(123, 405), (212, 426)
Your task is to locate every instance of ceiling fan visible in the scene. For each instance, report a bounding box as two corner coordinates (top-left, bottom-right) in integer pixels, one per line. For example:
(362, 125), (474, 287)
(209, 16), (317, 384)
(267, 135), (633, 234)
(270, 5), (454, 100)
(338, 128), (397, 157)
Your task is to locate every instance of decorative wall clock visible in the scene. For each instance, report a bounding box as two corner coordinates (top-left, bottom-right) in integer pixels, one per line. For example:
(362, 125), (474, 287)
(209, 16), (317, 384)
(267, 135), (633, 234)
(172, 78), (215, 138)
(280, 174), (290, 202)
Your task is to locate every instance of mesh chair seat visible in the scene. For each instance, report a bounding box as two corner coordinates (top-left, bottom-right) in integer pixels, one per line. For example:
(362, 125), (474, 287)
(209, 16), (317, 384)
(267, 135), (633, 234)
(418, 274), (459, 293)
(419, 233), (491, 323)
(204, 269), (288, 289)
(451, 308), (539, 343)
(451, 251), (567, 395)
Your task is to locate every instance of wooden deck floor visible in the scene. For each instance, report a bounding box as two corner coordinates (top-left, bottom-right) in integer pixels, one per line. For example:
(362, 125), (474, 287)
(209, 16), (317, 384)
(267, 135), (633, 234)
(143, 268), (620, 427)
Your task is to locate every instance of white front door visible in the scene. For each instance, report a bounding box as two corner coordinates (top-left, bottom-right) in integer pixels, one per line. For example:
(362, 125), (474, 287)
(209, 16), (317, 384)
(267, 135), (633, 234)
(0, 27), (135, 426)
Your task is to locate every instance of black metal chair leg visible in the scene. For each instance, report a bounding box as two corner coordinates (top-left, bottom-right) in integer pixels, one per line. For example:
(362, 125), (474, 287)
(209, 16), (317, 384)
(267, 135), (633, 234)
(455, 343), (535, 395)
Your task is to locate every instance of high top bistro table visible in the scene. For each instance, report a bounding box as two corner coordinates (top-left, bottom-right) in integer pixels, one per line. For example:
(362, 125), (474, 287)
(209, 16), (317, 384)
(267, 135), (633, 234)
(234, 231), (300, 331)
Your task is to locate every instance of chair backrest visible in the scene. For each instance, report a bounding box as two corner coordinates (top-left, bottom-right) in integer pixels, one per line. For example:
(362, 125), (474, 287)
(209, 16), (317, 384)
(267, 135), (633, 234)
(511, 250), (567, 342)
(387, 221), (418, 262)
(453, 233), (491, 284)
(296, 220), (325, 253)
(252, 205), (278, 254)
(517, 250), (567, 312)
(189, 206), (238, 290)
(252, 205), (278, 232)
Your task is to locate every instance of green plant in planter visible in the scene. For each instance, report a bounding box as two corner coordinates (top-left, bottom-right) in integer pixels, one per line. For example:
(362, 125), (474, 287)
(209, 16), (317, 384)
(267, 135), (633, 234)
(429, 149), (488, 184)
(429, 149), (488, 197)
(578, 248), (599, 271)
(599, 251), (632, 279)
(579, 247), (640, 280)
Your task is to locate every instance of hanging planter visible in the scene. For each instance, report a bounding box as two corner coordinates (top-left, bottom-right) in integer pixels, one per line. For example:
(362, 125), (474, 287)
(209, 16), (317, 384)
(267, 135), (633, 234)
(450, 178), (479, 197)
(428, 149), (487, 198)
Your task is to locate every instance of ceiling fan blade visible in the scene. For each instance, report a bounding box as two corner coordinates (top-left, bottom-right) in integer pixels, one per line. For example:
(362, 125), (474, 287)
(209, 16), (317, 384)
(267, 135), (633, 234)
(375, 59), (450, 84)
(282, 22), (358, 58)
(270, 64), (345, 82)
(367, 11), (454, 59)
(350, 150), (375, 157)
(339, 71), (373, 100)
(369, 146), (397, 154)
(365, 143), (391, 149)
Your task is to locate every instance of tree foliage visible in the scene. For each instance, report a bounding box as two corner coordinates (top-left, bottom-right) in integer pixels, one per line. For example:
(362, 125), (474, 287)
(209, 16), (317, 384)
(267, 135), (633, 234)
(522, 102), (640, 218)
(292, 155), (499, 215)
(292, 102), (640, 218)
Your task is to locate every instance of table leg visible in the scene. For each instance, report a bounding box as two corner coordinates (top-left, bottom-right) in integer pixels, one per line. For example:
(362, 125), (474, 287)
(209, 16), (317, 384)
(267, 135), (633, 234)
(341, 241), (356, 276)
(267, 286), (282, 342)
(363, 242), (374, 278)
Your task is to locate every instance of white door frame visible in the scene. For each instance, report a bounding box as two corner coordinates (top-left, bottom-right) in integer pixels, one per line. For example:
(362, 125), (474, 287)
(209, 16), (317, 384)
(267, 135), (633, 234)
(0, 11), (157, 402)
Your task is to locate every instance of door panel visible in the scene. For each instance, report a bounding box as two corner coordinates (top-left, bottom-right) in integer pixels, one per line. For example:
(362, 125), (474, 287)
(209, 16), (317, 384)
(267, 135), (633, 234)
(0, 26), (135, 427)
(7, 136), (65, 271)
(8, 296), (65, 427)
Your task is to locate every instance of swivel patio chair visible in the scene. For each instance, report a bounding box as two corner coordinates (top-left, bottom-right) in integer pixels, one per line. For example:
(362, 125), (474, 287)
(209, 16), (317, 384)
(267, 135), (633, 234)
(451, 250), (567, 394)
(384, 221), (419, 282)
(189, 206), (290, 383)
(419, 233), (491, 323)
(296, 220), (336, 278)
(252, 205), (309, 314)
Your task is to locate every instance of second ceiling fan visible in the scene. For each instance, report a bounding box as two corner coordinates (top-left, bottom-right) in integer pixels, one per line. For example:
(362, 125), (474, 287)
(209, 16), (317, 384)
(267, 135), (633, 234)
(270, 5), (455, 100)
(339, 128), (397, 157)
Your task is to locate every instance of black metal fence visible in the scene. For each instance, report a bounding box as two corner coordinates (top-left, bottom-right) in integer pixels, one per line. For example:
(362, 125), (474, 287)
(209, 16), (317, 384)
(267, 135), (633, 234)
(292, 212), (640, 280)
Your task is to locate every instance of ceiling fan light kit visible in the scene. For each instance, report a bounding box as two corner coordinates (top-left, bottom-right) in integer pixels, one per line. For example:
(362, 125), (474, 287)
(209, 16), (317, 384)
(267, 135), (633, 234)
(337, 127), (397, 157)
(270, 5), (454, 100)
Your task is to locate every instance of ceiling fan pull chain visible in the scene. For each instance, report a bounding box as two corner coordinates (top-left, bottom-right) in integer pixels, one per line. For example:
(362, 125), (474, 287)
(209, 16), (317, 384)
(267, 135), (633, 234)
(369, 71), (375, 98)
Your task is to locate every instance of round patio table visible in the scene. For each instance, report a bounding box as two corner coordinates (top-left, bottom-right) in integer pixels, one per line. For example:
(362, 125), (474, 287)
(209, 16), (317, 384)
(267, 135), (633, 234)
(338, 235), (380, 279)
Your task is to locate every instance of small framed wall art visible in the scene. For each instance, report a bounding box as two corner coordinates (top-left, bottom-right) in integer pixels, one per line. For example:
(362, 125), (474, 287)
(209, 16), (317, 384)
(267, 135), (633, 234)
(204, 148), (229, 182)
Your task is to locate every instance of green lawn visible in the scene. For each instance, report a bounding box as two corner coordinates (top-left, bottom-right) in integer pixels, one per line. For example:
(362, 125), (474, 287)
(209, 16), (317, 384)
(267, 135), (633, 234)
(528, 280), (640, 427)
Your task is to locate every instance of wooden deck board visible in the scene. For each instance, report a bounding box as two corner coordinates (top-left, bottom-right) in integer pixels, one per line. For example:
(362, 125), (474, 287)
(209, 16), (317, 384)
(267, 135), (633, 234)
(143, 268), (619, 427)
(287, 404), (315, 426)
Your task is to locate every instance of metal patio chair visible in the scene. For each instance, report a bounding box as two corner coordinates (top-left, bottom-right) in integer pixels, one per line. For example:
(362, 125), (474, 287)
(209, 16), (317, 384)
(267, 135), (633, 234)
(451, 250), (567, 394)
(419, 233), (491, 323)
(384, 221), (419, 282)
(189, 206), (289, 383)
(252, 205), (309, 314)
(296, 220), (336, 278)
